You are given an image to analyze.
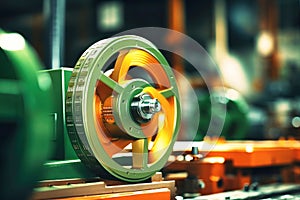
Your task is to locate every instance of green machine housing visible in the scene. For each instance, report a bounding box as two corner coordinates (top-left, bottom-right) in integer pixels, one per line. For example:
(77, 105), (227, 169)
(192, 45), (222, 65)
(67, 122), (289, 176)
(40, 68), (94, 180)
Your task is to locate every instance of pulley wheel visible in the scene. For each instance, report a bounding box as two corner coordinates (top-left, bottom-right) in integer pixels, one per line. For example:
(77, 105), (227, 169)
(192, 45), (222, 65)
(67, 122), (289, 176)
(0, 30), (53, 199)
(66, 35), (180, 182)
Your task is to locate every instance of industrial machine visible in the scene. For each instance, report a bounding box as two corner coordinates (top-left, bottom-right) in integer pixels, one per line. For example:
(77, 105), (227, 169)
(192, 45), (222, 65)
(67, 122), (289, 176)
(164, 139), (300, 198)
(0, 29), (54, 200)
(1, 30), (180, 199)
(2, 29), (300, 200)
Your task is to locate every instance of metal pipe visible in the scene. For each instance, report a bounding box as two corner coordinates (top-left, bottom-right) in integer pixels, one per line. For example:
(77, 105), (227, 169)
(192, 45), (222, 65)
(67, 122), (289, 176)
(44, 0), (66, 69)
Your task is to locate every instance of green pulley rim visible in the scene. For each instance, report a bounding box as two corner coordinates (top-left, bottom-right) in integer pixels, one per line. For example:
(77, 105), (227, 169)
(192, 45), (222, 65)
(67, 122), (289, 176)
(0, 30), (53, 198)
(66, 35), (181, 182)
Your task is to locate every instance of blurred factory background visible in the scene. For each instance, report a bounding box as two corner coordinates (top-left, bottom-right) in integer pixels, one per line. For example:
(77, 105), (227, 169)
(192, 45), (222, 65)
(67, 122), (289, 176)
(0, 0), (300, 140)
(0, 0), (298, 87)
(1, 0), (299, 142)
(0, 0), (300, 199)
(1, 0), (300, 199)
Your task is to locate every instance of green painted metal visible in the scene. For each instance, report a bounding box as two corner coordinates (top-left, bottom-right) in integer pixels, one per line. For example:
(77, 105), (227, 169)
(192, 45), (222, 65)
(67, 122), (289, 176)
(40, 68), (78, 160)
(99, 71), (124, 94)
(41, 159), (95, 180)
(113, 79), (151, 139)
(197, 88), (249, 140)
(40, 68), (96, 180)
(66, 35), (181, 182)
(0, 29), (53, 199)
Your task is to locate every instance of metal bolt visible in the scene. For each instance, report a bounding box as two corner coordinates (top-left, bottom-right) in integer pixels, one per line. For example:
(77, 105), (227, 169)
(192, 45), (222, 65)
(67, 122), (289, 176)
(140, 98), (161, 115)
(131, 94), (161, 123)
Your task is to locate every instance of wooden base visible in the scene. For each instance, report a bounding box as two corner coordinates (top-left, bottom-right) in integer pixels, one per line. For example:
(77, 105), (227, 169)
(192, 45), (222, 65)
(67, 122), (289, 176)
(31, 173), (175, 200)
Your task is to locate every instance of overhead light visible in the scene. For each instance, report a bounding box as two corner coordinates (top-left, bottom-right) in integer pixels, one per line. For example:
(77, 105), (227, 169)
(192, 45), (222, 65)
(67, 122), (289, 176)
(257, 31), (274, 57)
(0, 33), (26, 51)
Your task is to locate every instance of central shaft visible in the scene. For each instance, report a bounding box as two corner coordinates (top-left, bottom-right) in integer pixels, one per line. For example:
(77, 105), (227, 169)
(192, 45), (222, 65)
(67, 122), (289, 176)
(130, 94), (161, 124)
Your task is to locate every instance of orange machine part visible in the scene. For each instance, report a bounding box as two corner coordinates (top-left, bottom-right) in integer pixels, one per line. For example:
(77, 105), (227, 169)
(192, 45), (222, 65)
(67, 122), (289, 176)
(206, 148), (294, 167)
(200, 141), (297, 167)
(93, 48), (177, 166)
(58, 188), (170, 200)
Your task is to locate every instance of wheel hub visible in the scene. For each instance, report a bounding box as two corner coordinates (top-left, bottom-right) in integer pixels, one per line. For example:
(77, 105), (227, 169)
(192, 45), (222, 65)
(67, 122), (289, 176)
(131, 93), (161, 124)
